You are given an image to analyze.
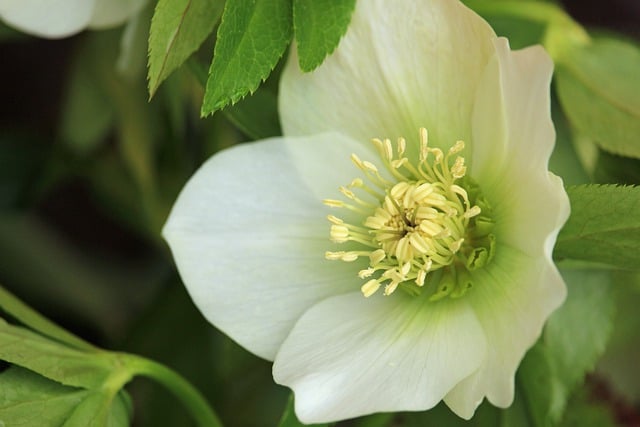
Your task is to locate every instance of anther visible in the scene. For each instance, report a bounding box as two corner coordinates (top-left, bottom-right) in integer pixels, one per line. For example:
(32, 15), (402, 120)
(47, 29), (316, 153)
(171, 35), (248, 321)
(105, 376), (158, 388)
(383, 138), (394, 161)
(449, 238), (464, 253)
(449, 140), (465, 155)
(330, 225), (350, 243)
(362, 279), (381, 297)
(327, 215), (344, 225)
(397, 137), (406, 156)
(464, 206), (482, 219)
(358, 268), (375, 279)
(370, 249), (386, 265)
(341, 252), (360, 262)
(419, 128), (429, 161)
(451, 157), (466, 179)
(323, 199), (344, 208)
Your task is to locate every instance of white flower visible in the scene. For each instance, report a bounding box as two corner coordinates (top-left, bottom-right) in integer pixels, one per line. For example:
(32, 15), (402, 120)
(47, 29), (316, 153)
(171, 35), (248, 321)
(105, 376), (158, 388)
(0, 0), (147, 38)
(163, 0), (570, 423)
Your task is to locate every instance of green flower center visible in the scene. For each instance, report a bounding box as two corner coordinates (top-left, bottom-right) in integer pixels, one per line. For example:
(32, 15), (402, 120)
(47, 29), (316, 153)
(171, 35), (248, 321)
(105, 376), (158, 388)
(324, 128), (496, 300)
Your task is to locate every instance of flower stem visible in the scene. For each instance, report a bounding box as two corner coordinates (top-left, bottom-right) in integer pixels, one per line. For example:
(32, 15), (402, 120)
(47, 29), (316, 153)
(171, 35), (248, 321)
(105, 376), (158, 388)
(127, 354), (224, 427)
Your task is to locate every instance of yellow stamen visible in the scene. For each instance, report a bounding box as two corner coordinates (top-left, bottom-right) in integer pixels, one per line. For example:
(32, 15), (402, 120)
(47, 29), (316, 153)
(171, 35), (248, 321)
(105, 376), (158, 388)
(325, 128), (495, 300)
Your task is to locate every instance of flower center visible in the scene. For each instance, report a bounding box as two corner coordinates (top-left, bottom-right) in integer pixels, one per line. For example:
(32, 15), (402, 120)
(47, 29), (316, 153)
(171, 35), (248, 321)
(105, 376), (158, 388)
(324, 128), (496, 300)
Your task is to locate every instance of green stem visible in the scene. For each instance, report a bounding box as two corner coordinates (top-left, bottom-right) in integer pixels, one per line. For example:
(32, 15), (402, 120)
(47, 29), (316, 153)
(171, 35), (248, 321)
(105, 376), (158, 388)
(128, 354), (223, 427)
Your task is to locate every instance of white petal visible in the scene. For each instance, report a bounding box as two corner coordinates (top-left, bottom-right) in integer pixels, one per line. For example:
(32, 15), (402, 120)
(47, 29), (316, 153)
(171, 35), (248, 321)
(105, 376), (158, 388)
(0, 0), (94, 38)
(89, 0), (147, 29)
(280, 0), (496, 150)
(273, 292), (487, 423)
(444, 247), (566, 416)
(163, 135), (371, 360)
(471, 38), (570, 256)
(443, 39), (569, 416)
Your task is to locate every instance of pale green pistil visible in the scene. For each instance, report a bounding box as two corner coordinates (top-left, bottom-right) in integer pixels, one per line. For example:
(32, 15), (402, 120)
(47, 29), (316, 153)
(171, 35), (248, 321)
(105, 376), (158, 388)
(324, 128), (496, 300)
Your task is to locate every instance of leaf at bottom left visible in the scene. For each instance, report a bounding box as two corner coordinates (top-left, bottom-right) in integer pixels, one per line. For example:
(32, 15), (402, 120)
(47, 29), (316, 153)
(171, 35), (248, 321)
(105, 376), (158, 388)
(0, 366), (131, 427)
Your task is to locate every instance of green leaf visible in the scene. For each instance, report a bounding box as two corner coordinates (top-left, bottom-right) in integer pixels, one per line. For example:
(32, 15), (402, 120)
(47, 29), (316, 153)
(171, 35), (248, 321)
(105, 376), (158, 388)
(62, 389), (131, 427)
(277, 394), (330, 427)
(554, 185), (640, 269)
(517, 269), (614, 426)
(517, 343), (559, 427)
(0, 285), (94, 351)
(201, 0), (293, 115)
(545, 269), (614, 401)
(548, 101), (590, 186)
(0, 366), (86, 426)
(595, 271), (640, 403)
(148, 0), (223, 97)
(559, 388), (616, 427)
(555, 37), (640, 158)
(293, 0), (356, 71)
(0, 318), (125, 389)
(0, 367), (132, 427)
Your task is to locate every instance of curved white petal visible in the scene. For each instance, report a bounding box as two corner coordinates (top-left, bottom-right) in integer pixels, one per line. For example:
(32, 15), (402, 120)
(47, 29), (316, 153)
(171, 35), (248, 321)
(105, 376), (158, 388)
(444, 38), (569, 416)
(444, 248), (566, 416)
(163, 134), (372, 360)
(471, 38), (570, 256)
(89, 0), (147, 29)
(0, 0), (94, 38)
(280, 0), (496, 151)
(273, 292), (487, 423)
(445, 40), (570, 417)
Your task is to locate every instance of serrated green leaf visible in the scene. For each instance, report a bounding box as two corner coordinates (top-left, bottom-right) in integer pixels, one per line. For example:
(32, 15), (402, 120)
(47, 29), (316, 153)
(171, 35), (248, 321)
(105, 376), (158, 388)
(554, 185), (640, 269)
(293, 0), (355, 72)
(148, 0), (223, 97)
(0, 318), (127, 389)
(556, 37), (640, 159)
(0, 367), (132, 427)
(201, 0), (293, 115)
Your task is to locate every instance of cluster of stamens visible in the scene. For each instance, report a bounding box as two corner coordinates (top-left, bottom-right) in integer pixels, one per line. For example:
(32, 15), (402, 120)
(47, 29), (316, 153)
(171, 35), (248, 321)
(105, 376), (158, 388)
(324, 128), (494, 300)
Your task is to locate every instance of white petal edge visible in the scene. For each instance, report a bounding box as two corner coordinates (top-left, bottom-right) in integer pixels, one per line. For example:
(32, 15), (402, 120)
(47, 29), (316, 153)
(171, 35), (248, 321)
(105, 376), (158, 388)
(442, 39), (570, 416)
(274, 292), (487, 423)
(444, 248), (566, 417)
(163, 134), (375, 360)
(0, 0), (94, 38)
(280, 0), (497, 152)
(470, 38), (570, 257)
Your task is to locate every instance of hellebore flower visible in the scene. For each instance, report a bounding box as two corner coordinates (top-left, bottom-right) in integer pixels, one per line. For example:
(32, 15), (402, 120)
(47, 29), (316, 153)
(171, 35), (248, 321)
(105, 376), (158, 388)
(0, 0), (147, 38)
(163, 0), (570, 423)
